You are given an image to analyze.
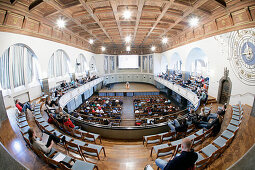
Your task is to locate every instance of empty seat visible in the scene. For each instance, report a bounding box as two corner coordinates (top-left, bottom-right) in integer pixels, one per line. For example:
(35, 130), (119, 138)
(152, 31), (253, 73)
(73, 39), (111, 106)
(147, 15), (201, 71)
(201, 144), (218, 157)
(213, 136), (227, 147)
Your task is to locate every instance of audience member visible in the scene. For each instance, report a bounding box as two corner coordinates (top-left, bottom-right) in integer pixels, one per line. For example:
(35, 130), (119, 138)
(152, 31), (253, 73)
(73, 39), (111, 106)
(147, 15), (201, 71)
(15, 99), (33, 113)
(155, 138), (198, 170)
(28, 128), (65, 154)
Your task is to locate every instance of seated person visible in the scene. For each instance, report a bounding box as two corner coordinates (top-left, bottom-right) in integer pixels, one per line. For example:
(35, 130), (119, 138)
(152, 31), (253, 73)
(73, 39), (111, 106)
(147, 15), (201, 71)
(168, 119), (187, 133)
(55, 112), (64, 124)
(15, 99), (32, 113)
(198, 114), (221, 130)
(63, 115), (79, 129)
(28, 128), (65, 154)
(217, 104), (227, 116)
(155, 138), (198, 170)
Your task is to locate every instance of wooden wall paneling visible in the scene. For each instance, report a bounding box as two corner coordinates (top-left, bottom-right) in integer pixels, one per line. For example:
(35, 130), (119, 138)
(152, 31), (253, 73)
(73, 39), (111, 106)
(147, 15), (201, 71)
(62, 32), (71, 43)
(194, 26), (204, 38)
(5, 11), (24, 29)
(52, 28), (62, 39)
(0, 10), (6, 25)
(77, 38), (82, 47)
(180, 34), (186, 42)
(249, 6), (255, 21)
(231, 8), (250, 25)
(204, 20), (217, 34)
(245, 7), (252, 22)
(186, 29), (194, 40)
(39, 23), (52, 37)
(216, 14), (233, 30)
(24, 17), (40, 33)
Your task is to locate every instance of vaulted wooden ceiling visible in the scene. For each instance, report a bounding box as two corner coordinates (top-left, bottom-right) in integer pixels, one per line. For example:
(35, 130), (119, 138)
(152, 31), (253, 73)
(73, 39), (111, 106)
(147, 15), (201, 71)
(1, 0), (255, 54)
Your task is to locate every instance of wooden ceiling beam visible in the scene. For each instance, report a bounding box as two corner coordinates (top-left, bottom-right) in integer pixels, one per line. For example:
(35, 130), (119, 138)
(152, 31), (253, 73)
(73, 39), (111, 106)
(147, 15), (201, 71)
(78, 0), (113, 43)
(72, 11), (89, 18)
(214, 0), (227, 8)
(162, 0), (209, 37)
(142, 0), (175, 44)
(110, 0), (124, 42)
(29, 0), (43, 11)
(173, 0), (212, 16)
(10, 0), (17, 5)
(133, 0), (145, 45)
(43, 0), (102, 43)
(44, 10), (59, 18)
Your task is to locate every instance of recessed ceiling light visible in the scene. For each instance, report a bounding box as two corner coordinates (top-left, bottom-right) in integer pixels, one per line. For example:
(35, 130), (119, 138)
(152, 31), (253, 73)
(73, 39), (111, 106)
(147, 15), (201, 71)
(189, 16), (199, 27)
(123, 10), (131, 19)
(162, 37), (168, 44)
(151, 46), (156, 52)
(56, 18), (66, 28)
(126, 46), (131, 51)
(101, 46), (106, 52)
(89, 39), (94, 44)
(125, 35), (131, 43)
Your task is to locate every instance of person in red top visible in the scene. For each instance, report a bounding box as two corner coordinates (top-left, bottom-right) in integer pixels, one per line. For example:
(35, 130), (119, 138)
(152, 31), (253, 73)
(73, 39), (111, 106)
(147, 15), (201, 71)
(15, 99), (32, 113)
(63, 114), (79, 129)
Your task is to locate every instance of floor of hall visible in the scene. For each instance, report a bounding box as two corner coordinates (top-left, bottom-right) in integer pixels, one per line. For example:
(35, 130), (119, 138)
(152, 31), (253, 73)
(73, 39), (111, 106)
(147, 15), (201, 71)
(120, 97), (135, 126)
(0, 103), (254, 170)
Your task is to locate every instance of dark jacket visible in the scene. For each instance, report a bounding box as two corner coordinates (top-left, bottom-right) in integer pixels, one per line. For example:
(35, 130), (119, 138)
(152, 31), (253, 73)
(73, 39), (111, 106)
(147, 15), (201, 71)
(164, 149), (198, 170)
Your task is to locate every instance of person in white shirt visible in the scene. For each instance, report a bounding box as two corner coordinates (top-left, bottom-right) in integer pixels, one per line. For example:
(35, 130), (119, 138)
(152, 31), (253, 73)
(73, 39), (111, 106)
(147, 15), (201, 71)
(135, 110), (140, 114)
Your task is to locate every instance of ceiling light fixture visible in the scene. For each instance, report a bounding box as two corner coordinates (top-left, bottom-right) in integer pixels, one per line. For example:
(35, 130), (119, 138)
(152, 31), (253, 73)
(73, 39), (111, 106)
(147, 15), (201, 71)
(189, 16), (199, 27)
(123, 8), (131, 19)
(56, 18), (66, 28)
(126, 46), (131, 51)
(151, 46), (156, 52)
(162, 37), (168, 44)
(101, 46), (106, 52)
(89, 39), (94, 44)
(125, 35), (131, 43)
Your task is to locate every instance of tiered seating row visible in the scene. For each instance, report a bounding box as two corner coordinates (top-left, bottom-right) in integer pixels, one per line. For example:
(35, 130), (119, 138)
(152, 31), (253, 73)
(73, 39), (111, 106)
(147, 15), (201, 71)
(16, 105), (98, 170)
(195, 104), (243, 169)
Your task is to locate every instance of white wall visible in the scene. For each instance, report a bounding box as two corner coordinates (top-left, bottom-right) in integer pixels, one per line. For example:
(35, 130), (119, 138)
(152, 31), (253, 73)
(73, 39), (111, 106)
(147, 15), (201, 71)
(153, 53), (162, 75)
(162, 28), (255, 106)
(0, 32), (96, 107)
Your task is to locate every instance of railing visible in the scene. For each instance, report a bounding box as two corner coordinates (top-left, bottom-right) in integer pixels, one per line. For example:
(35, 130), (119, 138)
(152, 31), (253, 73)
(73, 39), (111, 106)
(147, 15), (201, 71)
(154, 76), (200, 110)
(59, 77), (104, 108)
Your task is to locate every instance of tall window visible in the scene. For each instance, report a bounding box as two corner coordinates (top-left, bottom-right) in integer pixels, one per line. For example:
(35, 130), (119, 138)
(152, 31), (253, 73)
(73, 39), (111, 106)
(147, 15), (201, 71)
(75, 54), (88, 74)
(0, 44), (39, 90)
(48, 49), (70, 78)
(104, 56), (108, 73)
(89, 56), (96, 71)
(0, 49), (10, 89)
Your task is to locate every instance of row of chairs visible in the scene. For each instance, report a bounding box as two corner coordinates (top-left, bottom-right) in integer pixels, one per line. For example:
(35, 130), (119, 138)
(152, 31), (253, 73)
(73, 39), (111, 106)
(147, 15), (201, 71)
(150, 127), (213, 159)
(143, 124), (197, 146)
(46, 112), (102, 144)
(34, 107), (106, 162)
(195, 104), (244, 169)
(16, 105), (98, 170)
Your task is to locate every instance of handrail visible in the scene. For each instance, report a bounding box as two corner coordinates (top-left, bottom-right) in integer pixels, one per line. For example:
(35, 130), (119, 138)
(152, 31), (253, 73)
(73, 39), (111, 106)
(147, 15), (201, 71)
(229, 92), (255, 97)
(154, 76), (201, 110)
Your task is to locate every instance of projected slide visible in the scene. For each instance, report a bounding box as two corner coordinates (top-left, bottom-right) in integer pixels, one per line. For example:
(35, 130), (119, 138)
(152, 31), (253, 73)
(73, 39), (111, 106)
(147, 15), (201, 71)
(118, 55), (139, 68)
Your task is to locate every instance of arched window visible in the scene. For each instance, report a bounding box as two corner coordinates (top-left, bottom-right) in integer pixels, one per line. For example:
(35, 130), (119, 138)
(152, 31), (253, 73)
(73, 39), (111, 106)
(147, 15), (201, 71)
(0, 49), (10, 89)
(75, 54), (88, 74)
(0, 44), (40, 90)
(169, 52), (182, 74)
(89, 56), (96, 71)
(48, 49), (70, 78)
(186, 47), (208, 77)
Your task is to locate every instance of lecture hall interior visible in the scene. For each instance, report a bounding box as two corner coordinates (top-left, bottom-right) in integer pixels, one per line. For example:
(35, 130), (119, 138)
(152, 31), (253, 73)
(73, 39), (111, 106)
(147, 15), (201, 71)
(0, 0), (255, 169)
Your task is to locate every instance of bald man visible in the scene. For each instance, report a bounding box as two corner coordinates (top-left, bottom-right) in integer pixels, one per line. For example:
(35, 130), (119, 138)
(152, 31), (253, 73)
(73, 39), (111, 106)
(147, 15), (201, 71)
(155, 138), (198, 170)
